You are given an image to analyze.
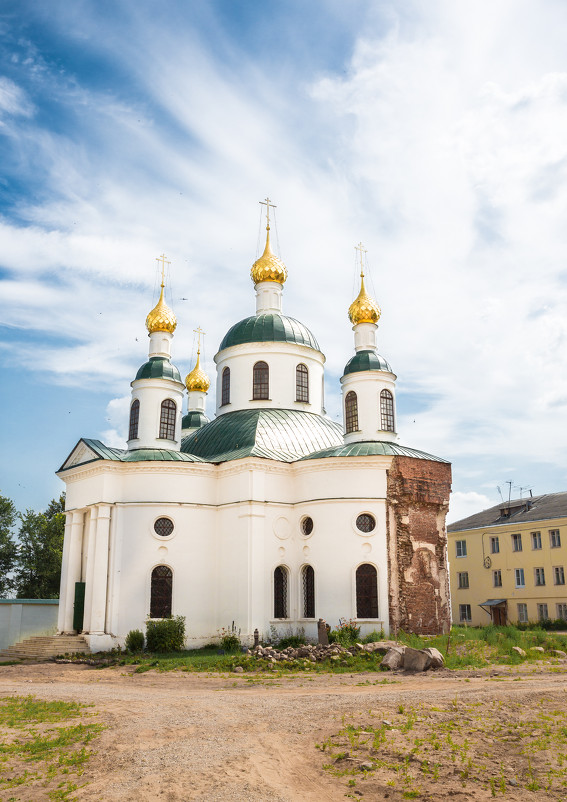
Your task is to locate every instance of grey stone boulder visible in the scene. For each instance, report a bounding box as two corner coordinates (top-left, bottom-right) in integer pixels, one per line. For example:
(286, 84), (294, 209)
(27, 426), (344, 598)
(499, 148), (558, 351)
(529, 646), (545, 653)
(403, 647), (432, 672)
(380, 646), (404, 671)
(364, 641), (400, 654)
(423, 647), (445, 668)
(512, 646), (526, 657)
(552, 649), (567, 658)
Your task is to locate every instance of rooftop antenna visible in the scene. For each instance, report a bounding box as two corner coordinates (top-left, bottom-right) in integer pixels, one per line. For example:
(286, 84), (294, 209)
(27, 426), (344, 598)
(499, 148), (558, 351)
(497, 486), (504, 504)
(507, 480), (513, 507)
(514, 485), (533, 499)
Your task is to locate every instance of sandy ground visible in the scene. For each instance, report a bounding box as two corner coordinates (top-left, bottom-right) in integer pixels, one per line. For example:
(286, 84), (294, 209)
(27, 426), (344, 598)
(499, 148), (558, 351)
(1, 661), (567, 801)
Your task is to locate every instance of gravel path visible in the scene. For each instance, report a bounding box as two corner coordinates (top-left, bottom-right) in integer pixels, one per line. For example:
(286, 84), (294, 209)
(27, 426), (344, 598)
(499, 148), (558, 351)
(0, 662), (565, 800)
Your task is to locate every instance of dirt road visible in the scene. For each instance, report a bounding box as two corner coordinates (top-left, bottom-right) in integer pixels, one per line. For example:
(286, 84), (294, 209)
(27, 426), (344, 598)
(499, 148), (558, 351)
(1, 662), (566, 801)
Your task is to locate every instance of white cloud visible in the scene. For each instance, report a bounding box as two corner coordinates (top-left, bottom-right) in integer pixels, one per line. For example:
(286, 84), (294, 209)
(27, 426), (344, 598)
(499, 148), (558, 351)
(448, 491), (492, 524)
(0, 77), (34, 119)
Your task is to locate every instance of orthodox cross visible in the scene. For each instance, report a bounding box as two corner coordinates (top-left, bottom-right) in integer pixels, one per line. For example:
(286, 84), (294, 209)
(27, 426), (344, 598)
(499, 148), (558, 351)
(194, 326), (205, 355)
(156, 253), (171, 287)
(355, 242), (367, 277)
(259, 197), (277, 229)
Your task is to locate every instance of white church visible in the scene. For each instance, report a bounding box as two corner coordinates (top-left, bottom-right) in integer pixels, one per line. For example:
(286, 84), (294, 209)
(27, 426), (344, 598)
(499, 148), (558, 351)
(57, 206), (452, 651)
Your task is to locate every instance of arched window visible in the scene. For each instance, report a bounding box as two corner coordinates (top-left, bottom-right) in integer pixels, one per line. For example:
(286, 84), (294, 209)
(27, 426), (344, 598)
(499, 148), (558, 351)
(221, 367), (230, 406)
(274, 566), (289, 618)
(128, 399), (140, 440)
(253, 361), (269, 400)
(150, 565), (173, 618)
(159, 399), (176, 440)
(296, 363), (309, 402)
(356, 564), (378, 618)
(380, 389), (395, 432)
(345, 391), (359, 434)
(302, 565), (315, 618)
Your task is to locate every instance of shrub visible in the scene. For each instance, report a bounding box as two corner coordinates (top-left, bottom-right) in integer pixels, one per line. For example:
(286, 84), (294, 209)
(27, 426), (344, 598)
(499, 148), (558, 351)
(329, 618), (361, 646)
(362, 629), (385, 644)
(219, 623), (241, 652)
(146, 616), (186, 652)
(278, 635), (307, 649)
(125, 629), (145, 652)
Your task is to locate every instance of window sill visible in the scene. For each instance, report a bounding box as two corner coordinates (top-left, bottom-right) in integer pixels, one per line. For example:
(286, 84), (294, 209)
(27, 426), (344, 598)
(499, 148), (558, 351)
(220, 402), (231, 408)
(250, 398), (272, 402)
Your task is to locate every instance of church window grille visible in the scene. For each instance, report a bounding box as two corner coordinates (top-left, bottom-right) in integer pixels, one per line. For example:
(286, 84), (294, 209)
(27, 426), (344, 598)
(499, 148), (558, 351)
(301, 516), (314, 536)
(345, 391), (358, 433)
(159, 399), (176, 440)
(221, 367), (230, 406)
(380, 389), (395, 431)
(273, 566), (288, 618)
(128, 399), (140, 440)
(356, 564), (378, 618)
(296, 364), (309, 402)
(150, 565), (173, 618)
(253, 361), (269, 400)
(302, 565), (315, 618)
(356, 513), (375, 533)
(154, 517), (174, 537)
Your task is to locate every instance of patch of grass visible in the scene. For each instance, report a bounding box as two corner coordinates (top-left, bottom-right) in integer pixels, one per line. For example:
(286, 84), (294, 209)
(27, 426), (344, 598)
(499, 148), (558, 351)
(0, 695), (103, 800)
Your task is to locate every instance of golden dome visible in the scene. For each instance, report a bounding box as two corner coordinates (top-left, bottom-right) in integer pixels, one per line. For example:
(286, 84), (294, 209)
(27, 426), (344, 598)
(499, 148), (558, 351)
(348, 274), (381, 325)
(146, 285), (177, 334)
(185, 351), (210, 392)
(250, 228), (287, 285)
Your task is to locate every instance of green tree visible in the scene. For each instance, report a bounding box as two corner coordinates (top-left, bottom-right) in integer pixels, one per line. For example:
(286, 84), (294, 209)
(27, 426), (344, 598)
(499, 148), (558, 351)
(14, 494), (65, 599)
(0, 494), (18, 597)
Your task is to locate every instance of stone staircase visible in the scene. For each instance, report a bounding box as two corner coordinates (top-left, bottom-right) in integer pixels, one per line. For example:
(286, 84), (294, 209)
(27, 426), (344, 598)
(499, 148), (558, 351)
(0, 634), (90, 662)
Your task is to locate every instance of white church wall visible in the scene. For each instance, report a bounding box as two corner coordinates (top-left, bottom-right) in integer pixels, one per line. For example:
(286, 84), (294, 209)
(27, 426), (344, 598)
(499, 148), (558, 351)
(129, 378), (184, 450)
(214, 342), (325, 416)
(341, 371), (398, 443)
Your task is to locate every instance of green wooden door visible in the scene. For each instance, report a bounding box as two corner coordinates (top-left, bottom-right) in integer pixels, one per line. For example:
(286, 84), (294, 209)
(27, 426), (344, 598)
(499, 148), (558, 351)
(73, 582), (86, 632)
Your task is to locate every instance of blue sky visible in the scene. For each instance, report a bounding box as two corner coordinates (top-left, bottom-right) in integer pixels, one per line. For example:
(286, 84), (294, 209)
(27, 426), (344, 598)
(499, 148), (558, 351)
(2, 0), (567, 522)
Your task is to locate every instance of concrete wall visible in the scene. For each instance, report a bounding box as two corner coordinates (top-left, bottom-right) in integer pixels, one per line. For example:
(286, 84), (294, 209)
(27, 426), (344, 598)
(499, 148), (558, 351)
(0, 600), (59, 651)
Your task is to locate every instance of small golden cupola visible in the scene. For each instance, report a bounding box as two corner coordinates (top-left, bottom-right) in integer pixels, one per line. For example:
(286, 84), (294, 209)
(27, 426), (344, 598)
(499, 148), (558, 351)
(250, 197), (287, 285)
(348, 242), (381, 325)
(146, 254), (177, 334)
(185, 349), (210, 393)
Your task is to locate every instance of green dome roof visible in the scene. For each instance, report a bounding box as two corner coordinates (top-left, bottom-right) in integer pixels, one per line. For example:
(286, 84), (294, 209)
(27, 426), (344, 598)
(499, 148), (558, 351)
(343, 350), (392, 376)
(135, 357), (182, 383)
(182, 408), (342, 463)
(300, 440), (448, 462)
(218, 313), (320, 352)
(182, 410), (210, 430)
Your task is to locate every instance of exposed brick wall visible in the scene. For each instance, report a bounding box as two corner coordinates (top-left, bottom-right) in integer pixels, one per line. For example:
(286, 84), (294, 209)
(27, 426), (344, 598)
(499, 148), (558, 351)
(386, 457), (452, 635)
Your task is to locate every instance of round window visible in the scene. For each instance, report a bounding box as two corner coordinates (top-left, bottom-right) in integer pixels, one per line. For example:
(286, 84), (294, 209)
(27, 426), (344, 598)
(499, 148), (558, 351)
(154, 517), (174, 537)
(301, 516), (314, 536)
(356, 513), (376, 533)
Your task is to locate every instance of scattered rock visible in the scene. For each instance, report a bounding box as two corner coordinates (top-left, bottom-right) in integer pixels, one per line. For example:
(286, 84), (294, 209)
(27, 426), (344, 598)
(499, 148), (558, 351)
(403, 647), (432, 673)
(552, 649), (567, 658)
(529, 646), (545, 653)
(509, 778), (518, 786)
(359, 761), (374, 771)
(380, 647), (404, 671)
(512, 646), (526, 657)
(423, 647), (445, 668)
(232, 666), (244, 673)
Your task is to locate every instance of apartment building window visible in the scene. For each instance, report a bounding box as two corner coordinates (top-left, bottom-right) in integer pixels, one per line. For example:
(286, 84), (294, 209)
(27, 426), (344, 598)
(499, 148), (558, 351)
(493, 569), (502, 588)
(490, 536), (500, 554)
(531, 531), (542, 550)
(459, 604), (472, 623)
(538, 603), (549, 621)
(517, 603), (528, 623)
(550, 530), (561, 548)
(557, 603), (567, 621)
(515, 568), (525, 588)
(457, 572), (469, 589)
(455, 540), (467, 558)
(554, 566), (565, 586)
(534, 567), (546, 586)
(512, 533), (522, 552)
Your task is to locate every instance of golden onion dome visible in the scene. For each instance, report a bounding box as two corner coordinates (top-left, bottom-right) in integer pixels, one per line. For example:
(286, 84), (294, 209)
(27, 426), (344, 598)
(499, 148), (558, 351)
(185, 351), (210, 393)
(250, 227), (287, 285)
(348, 274), (381, 325)
(146, 285), (177, 334)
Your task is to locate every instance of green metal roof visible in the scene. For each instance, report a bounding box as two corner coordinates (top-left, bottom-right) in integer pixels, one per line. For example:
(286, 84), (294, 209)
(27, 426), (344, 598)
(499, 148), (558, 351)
(218, 313), (320, 352)
(181, 408), (343, 462)
(135, 357), (182, 383)
(182, 410), (210, 430)
(343, 350), (392, 376)
(58, 438), (205, 471)
(300, 440), (448, 462)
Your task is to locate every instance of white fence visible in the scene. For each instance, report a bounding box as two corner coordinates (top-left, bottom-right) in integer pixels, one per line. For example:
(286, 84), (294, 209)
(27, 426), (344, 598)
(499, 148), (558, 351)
(0, 600), (60, 651)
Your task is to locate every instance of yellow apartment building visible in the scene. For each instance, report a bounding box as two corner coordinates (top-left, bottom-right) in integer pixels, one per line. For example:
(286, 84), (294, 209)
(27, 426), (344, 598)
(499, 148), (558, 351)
(447, 493), (567, 626)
